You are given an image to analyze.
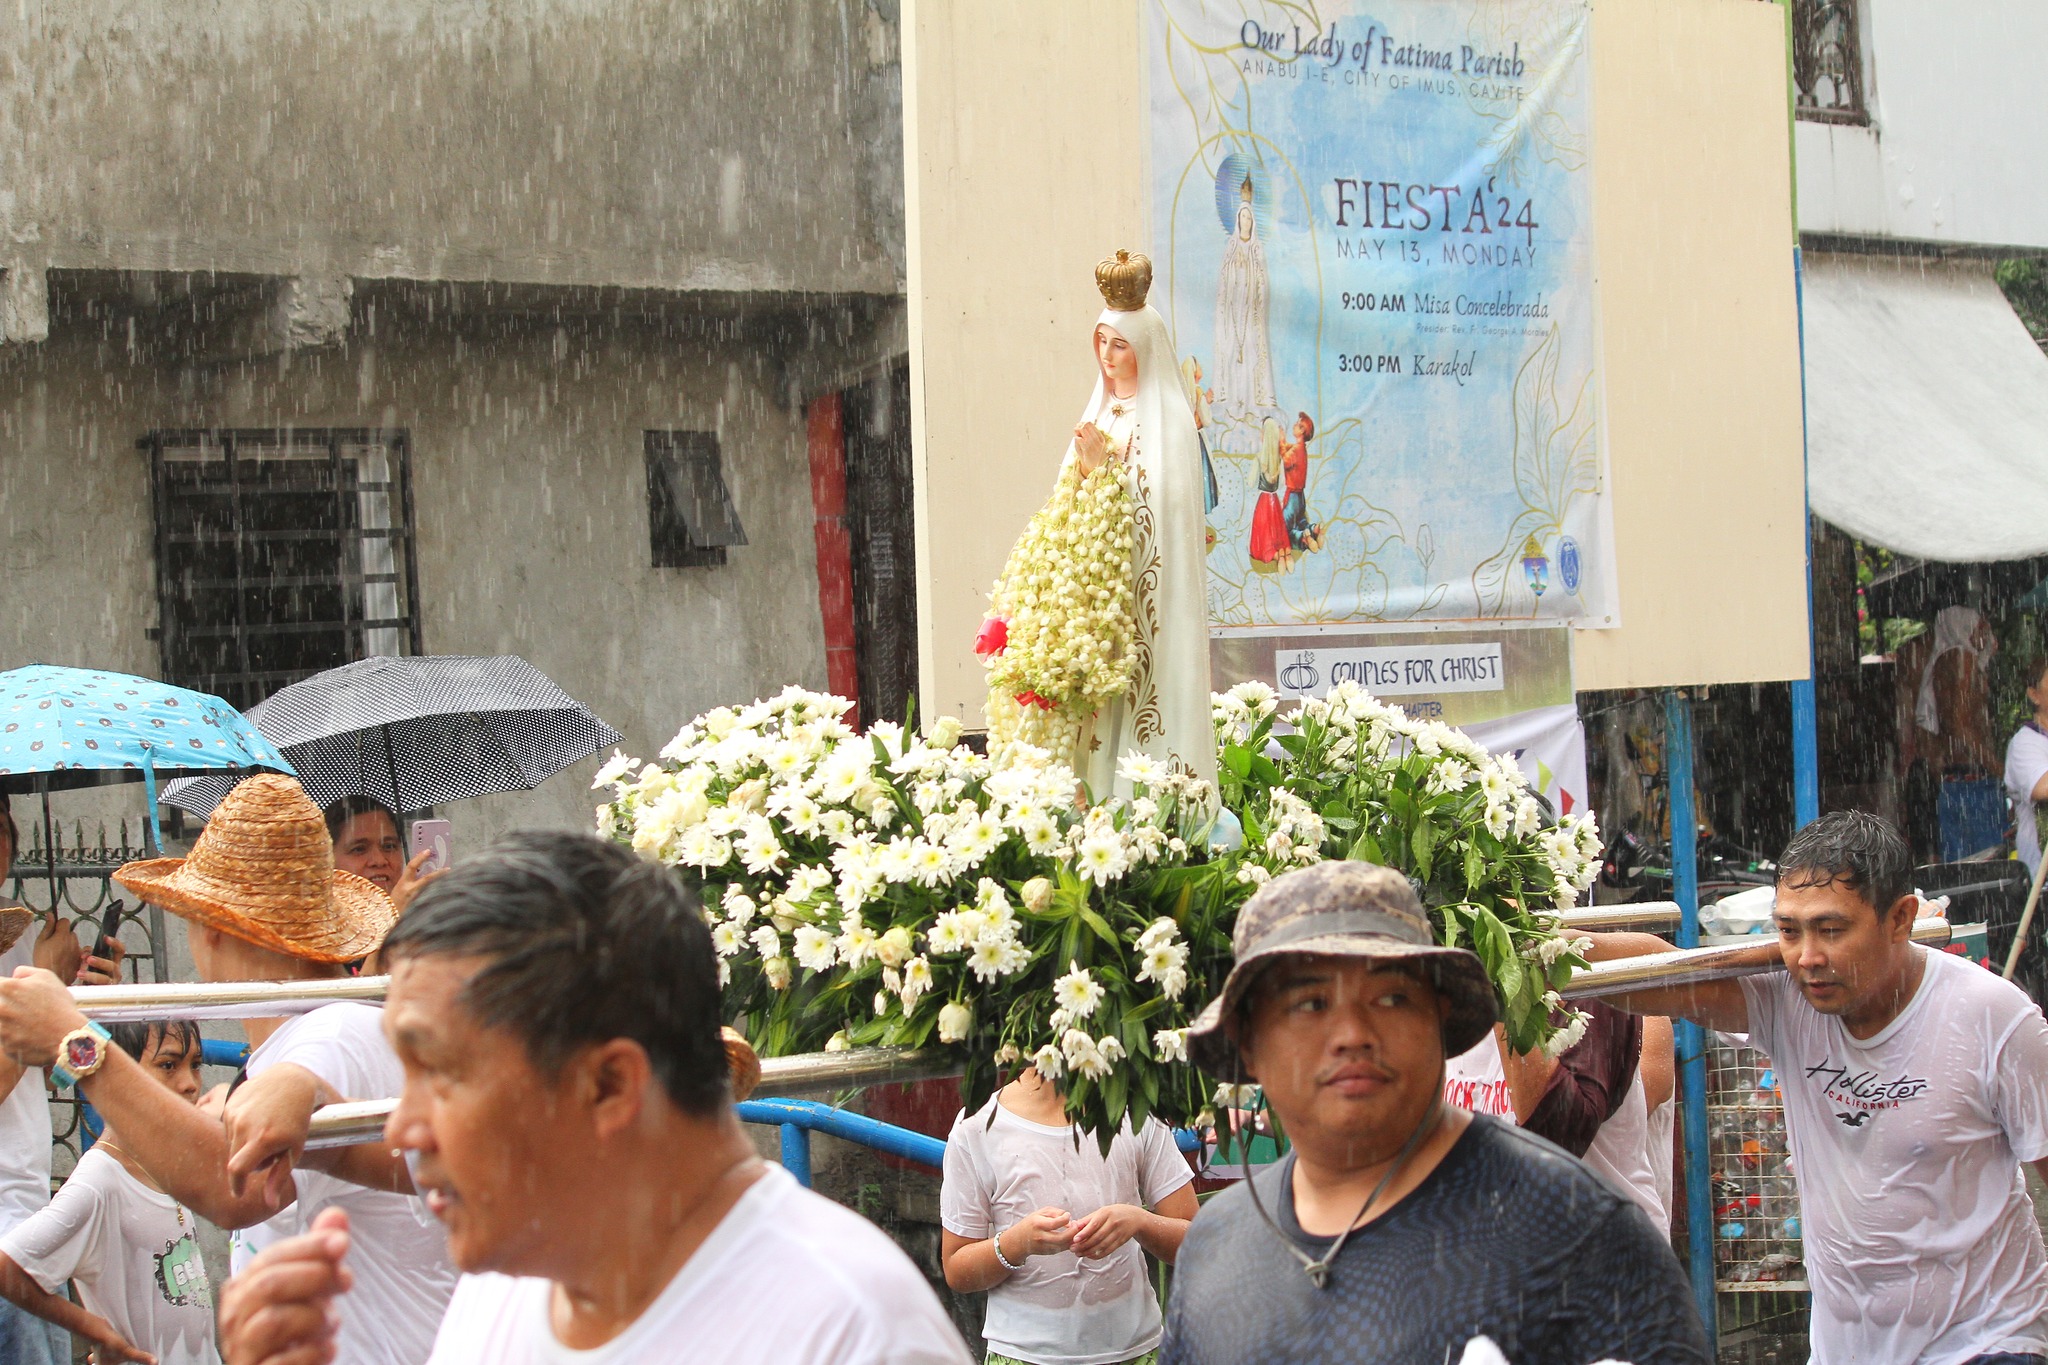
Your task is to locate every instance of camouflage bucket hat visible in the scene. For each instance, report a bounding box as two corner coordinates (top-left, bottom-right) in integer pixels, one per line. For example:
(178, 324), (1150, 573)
(1186, 860), (1498, 1079)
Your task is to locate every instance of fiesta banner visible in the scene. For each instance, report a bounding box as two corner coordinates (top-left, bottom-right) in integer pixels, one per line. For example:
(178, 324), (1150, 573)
(1147, 0), (1617, 630)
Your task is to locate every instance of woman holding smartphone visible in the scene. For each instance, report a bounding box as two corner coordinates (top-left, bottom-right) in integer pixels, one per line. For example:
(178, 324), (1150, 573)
(323, 796), (443, 913)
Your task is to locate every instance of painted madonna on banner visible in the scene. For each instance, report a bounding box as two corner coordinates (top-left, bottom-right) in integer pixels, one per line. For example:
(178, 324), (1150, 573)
(1149, 0), (1619, 630)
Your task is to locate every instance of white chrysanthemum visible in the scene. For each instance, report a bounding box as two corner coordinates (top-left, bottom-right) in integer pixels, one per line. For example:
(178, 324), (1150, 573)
(819, 807), (859, 843)
(1117, 753), (1168, 788)
(591, 750), (639, 789)
(1076, 831), (1130, 884)
(926, 911), (973, 956)
(1483, 801), (1513, 840)
(900, 956), (933, 1010)
(792, 925), (837, 973)
(762, 957), (792, 991)
(1426, 760), (1474, 796)
(1137, 940), (1191, 999)
(1020, 877), (1055, 912)
(677, 824), (732, 871)
(1031, 1043), (1065, 1081)
(838, 921), (880, 969)
(1541, 1008), (1591, 1058)
(1052, 961), (1107, 1018)
(710, 922), (745, 958)
(738, 821), (786, 876)
(938, 1000), (973, 1043)
(1137, 918), (1178, 951)
(1514, 796), (1543, 839)
(1153, 1028), (1189, 1064)
(1061, 1028), (1109, 1079)
(749, 924), (782, 959)
(825, 1031), (850, 1053)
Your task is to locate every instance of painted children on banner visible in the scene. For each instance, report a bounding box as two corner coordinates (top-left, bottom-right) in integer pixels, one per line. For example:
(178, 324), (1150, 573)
(0, 1020), (220, 1364)
(941, 1065), (1197, 1365)
(1280, 412), (1324, 557)
(1249, 416), (1289, 572)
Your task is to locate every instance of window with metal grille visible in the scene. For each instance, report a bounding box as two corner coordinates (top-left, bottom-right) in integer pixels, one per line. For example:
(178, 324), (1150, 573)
(1793, 0), (1868, 125)
(646, 431), (746, 568)
(144, 429), (423, 712)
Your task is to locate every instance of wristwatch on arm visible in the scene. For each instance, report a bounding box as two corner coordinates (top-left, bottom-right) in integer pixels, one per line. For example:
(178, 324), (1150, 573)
(51, 1022), (112, 1090)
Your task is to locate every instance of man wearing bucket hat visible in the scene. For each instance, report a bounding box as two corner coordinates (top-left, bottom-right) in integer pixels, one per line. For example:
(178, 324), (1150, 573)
(0, 774), (458, 1365)
(1159, 862), (1705, 1365)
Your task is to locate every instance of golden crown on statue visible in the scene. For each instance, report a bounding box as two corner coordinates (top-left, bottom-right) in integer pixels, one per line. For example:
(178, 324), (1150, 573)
(1095, 249), (1153, 312)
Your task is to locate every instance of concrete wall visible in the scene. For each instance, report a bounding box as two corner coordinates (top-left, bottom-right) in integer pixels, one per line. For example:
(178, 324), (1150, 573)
(0, 277), (830, 845)
(0, 0), (903, 298)
(1796, 1), (2048, 250)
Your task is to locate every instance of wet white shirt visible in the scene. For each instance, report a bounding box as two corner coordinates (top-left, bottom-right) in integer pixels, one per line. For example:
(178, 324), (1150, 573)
(2006, 723), (2048, 875)
(0, 938), (51, 1236)
(1582, 1073), (1669, 1234)
(237, 1003), (457, 1365)
(0, 1147), (219, 1364)
(426, 1164), (968, 1365)
(940, 1099), (1192, 1365)
(1741, 946), (2048, 1365)
(1443, 1037), (1514, 1120)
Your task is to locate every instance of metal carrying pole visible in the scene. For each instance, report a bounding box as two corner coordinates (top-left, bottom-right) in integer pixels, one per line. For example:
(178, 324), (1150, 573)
(1563, 918), (1953, 1000)
(300, 1044), (963, 1150)
(70, 976), (389, 1024)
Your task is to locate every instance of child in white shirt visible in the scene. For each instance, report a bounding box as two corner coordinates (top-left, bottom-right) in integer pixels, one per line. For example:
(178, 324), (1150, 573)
(940, 1068), (1198, 1365)
(0, 1020), (220, 1365)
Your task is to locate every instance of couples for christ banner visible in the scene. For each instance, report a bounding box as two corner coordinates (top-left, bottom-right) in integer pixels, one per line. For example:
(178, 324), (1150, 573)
(1149, 0), (1618, 631)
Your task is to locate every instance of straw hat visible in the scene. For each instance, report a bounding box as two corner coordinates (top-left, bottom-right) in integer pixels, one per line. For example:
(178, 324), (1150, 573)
(723, 1027), (762, 1102)
(0, 907), (31, 956)
(114, 774), (395, 963)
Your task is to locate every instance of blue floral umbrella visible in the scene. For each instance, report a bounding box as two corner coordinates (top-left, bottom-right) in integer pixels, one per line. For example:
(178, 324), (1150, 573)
(0, 667), (294, 874)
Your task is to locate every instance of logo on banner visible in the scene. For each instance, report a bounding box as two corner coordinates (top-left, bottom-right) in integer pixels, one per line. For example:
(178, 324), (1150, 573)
(1559, 537), (1582, 595)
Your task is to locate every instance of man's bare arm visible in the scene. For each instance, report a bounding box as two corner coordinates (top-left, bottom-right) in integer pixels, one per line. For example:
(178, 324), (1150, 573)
(1578, 931), (1753, 1034)
(79, 1050), (292, 1228)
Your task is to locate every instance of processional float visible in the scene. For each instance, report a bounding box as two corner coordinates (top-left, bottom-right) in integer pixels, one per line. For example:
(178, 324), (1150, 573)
(64, 914), (1954, 1150)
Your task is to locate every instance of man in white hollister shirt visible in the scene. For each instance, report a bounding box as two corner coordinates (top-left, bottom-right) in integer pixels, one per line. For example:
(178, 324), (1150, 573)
(219, 832), (971, 1365)
(1591, 810), (2048, 1365)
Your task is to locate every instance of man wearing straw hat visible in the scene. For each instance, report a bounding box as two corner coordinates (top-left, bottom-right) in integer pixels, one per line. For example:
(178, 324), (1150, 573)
(216, 831), (971, 1364)
(1160, 861), (1705, 1365)
(0, 774), (457, 1365)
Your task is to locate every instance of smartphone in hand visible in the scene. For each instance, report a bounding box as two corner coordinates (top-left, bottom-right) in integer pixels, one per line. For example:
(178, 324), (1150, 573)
(410, 819), (452, 874)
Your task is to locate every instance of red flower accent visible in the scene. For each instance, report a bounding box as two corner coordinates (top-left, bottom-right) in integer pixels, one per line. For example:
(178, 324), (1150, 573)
(1014, 690), (1054, 711)
(973, 616), (1009, 657)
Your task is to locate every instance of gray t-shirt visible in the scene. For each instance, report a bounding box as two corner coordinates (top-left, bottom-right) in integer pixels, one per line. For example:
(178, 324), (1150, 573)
(1161, 1114), (1707, 1365)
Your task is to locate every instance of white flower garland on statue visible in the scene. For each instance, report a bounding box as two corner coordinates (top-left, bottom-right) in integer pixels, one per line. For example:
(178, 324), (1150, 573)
(978, 456), (1136, 760)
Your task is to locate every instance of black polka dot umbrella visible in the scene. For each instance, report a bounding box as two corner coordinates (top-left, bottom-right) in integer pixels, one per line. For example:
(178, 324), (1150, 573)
(159, 656), (623, 818)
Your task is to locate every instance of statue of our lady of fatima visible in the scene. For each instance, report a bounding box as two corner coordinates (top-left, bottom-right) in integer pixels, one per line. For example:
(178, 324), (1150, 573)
(977, 250), (1219, 799)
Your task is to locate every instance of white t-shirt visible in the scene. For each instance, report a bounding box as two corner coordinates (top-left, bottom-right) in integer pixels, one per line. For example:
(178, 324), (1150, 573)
(1741, 946), (2048, 1365)
(0, 1147), (219, 1364)
(1582, 1073), (1669, 1233)
(939, 1098), (1193, 1365)
(425, 1164), (968, 1365)
(1442, 1037), (1514, 1119)
(0, 938), (51, 1236)
(235, 1003), (457, 1365)
(2007, 723), (2048, 874)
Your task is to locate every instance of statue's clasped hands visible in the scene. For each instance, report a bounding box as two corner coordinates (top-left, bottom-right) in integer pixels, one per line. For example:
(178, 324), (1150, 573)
(1073, 421), (1120, 477)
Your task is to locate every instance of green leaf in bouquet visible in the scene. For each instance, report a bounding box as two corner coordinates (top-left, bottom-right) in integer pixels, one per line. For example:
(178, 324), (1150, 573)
(1410, 821), (1437, 879)
(1348, 829), (1387, 864)
(1464, 845), (1484, 893)
(1078, 906), (1120, 950)
(1276, 732), (1307, 756)
(1471, 906), (1513, 975)
(1249, 753), (1284, 787)
(1223, 746), (1253, 779)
